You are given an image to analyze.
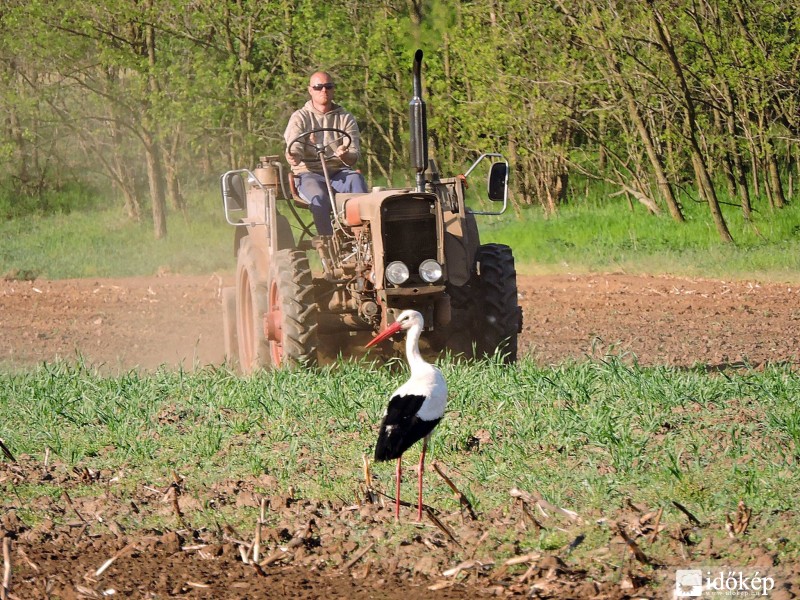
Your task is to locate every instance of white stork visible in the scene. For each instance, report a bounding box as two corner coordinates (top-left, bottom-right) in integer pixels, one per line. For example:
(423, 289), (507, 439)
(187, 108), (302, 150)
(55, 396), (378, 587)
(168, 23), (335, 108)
(366, 309), (448, 521)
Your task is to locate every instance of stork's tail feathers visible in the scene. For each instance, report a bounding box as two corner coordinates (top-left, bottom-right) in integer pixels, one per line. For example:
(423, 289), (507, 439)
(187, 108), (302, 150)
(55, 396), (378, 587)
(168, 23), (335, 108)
(374, 424), (405, 461)
(374, 415), (441, 462)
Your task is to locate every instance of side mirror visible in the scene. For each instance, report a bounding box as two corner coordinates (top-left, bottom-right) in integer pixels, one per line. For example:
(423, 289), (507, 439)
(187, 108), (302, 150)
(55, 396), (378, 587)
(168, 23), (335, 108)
(222, 172), (246, 211)
(487, 162), (507, 202)
(464, 153), (509, 216)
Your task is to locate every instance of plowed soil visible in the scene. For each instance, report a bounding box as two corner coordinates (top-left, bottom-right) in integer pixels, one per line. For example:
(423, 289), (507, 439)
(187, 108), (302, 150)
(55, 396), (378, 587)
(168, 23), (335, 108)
(2, 273), (799, 599)
(2, 273), (799, 371)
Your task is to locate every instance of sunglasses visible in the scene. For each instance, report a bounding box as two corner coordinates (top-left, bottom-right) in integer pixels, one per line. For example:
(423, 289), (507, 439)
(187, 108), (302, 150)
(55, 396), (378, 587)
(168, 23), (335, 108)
(311, 83), (335, 91)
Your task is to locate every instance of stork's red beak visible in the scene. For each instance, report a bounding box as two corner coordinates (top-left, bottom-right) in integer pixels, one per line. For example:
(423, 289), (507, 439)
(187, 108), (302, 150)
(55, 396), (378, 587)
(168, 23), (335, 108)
(366, 320), (403, 348)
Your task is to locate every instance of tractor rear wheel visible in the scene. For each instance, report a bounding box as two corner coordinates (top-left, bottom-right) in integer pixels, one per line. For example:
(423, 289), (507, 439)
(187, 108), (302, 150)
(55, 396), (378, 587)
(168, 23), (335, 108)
(236, 237), (271, 373)
(475, 243), (522, 363)
(264, 249), (319, 367)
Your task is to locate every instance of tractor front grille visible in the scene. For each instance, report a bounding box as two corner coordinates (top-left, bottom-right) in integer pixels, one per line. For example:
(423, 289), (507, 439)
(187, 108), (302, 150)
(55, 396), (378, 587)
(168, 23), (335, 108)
(381, 196), (437, 281)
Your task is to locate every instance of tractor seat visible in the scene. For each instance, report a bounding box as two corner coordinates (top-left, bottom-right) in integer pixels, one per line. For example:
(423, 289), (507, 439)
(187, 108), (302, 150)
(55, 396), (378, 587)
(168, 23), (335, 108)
(287, 173), (311, 209)
(286, 170), (366, 210)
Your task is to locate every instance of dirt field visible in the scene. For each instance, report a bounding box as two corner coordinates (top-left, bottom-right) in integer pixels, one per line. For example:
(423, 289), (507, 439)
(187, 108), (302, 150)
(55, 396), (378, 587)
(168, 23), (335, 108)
(2, 273), (799, 371)
(2, 273), (799, 599)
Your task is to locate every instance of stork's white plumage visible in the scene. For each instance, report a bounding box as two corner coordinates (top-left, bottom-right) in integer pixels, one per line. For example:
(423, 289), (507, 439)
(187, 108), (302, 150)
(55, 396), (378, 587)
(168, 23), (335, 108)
(366, 310), (447, 521)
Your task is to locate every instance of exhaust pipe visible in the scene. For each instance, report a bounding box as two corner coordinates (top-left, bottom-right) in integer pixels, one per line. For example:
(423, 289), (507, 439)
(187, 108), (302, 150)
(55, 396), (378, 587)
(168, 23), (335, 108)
(409, 49), (428, 193)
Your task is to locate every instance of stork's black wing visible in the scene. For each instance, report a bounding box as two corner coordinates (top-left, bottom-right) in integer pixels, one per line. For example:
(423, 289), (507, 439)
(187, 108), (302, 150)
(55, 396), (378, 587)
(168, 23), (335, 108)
(374, 394), (441, 462)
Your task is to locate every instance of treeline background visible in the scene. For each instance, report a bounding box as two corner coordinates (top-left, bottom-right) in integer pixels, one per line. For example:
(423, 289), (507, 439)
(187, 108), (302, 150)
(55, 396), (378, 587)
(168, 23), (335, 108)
(1, 0), (797, 241)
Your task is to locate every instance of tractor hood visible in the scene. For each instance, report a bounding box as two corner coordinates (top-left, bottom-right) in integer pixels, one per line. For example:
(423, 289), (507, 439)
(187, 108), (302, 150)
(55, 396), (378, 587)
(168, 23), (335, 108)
(335, 190), (444, 293)
(334, 189), (436, 226)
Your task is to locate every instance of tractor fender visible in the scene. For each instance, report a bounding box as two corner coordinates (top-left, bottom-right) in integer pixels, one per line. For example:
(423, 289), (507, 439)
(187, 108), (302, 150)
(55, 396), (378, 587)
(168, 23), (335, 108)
(233, 221), (249, 257)
(444, 211), (480, 286)
(233, 216), (294, 258)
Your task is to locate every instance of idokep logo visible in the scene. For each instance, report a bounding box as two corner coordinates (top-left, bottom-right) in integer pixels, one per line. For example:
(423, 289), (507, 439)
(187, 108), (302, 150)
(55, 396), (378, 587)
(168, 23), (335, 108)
(675, 570), (703, 597)
(674, 567), (776, 598)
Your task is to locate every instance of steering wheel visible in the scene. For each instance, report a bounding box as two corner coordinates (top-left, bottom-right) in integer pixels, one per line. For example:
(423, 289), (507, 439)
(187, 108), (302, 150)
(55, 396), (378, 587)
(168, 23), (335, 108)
(287, 127), (352, 163)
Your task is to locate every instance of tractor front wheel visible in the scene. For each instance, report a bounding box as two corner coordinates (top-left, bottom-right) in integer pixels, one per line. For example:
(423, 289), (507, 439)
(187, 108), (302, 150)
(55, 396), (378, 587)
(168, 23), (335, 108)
(475, 243), (522, 363)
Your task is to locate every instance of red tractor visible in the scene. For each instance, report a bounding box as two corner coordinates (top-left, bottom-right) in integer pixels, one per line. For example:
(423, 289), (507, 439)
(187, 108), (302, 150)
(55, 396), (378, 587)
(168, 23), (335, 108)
(220, 50), (522, 372)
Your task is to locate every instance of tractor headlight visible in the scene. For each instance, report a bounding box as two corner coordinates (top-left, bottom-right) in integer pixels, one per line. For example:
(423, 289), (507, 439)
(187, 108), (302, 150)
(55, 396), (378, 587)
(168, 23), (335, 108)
(419, 259), (443, 283)
(385, 261), (410, 285)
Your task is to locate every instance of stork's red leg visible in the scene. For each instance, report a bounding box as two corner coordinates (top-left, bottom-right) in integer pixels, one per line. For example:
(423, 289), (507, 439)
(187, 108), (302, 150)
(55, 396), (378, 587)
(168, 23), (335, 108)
(417, 437), (428, 521)
(395, 457), (402, 521)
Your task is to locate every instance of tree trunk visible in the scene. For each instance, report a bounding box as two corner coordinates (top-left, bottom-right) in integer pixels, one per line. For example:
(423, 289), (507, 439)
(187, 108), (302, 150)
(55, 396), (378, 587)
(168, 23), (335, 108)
(143, 11), (167, 239)
(713, 106), (737, 201)
(7, 100), (30, 189)
(444, 34), (454, 166)
(586, 5), (685, 222)
(164, 132), (185, 212)
(281, 1), (295, 75)
(649, 2), (732, 242)
(598, 112), (607, 172)
(747, 135), (760, 199)
(104, 66), (141, 221)
(722, 84), (752, 220)
(764, 143), (786, 208)
(165, 158), (184, 213)
(507, 136), (523, 210)
(406, 0), (423, 46)
(689, 1), (752, 220)
(6, 62), (32, 191)
(143, 130), (167, 240)
(110, 136), (140, 221)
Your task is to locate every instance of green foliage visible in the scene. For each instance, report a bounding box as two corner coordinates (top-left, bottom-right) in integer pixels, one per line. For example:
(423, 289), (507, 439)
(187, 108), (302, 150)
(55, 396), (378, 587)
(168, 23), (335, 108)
(480, 183), (800, 281)
(0, 0), (798, 244)
(2, 180), (799, 280)
(1, 356), (798, 551)
(0, 189), (231, 278)
(0, 182), (100, 220)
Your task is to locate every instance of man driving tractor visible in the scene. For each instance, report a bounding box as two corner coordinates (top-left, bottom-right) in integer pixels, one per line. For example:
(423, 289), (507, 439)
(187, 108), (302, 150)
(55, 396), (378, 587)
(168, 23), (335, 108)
(283, 71), (368, 236)
(220, 51), (519, 372)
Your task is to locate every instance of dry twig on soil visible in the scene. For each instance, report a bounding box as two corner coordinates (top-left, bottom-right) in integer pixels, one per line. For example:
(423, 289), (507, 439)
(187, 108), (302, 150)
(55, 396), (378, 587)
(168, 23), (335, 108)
(74, 584), (102, 598)
(93, 543), (136, 578)
(442, 558), (495, 578)
(2, 537), (11, 600)
(427, 580), (454, 591)
(616, 523), (652, 566)
(518, 498), (544, 532)
(467, 531), (491, 560)
(61, 491), (86, 523)
(342, 542), (375, 571)
(0, 440), (15, 463)
(362, 455), (377, 504)
(259, 520), (317, 568)
(432, 462), (477, 520)
(252, 523), (261, 564)
(725, 501), (751, 537)
(164, 475), (188, 530)
(252, 501), (267, 565)
(510, 487), (580, 522)
(672, 501), (701, 526)
(649, 507), (664, 543)
(15, 548), (37, 574)
(425, 508), (460, 547)
(503, 552), (542, 566)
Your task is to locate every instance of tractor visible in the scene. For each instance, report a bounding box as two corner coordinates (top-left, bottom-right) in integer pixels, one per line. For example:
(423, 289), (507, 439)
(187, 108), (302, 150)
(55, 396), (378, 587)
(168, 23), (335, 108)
(220, 50), (522, 373)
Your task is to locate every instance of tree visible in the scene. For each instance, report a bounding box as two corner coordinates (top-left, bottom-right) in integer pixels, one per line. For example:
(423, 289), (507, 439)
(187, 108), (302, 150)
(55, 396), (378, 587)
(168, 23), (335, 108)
(647, 0), (733, 242)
